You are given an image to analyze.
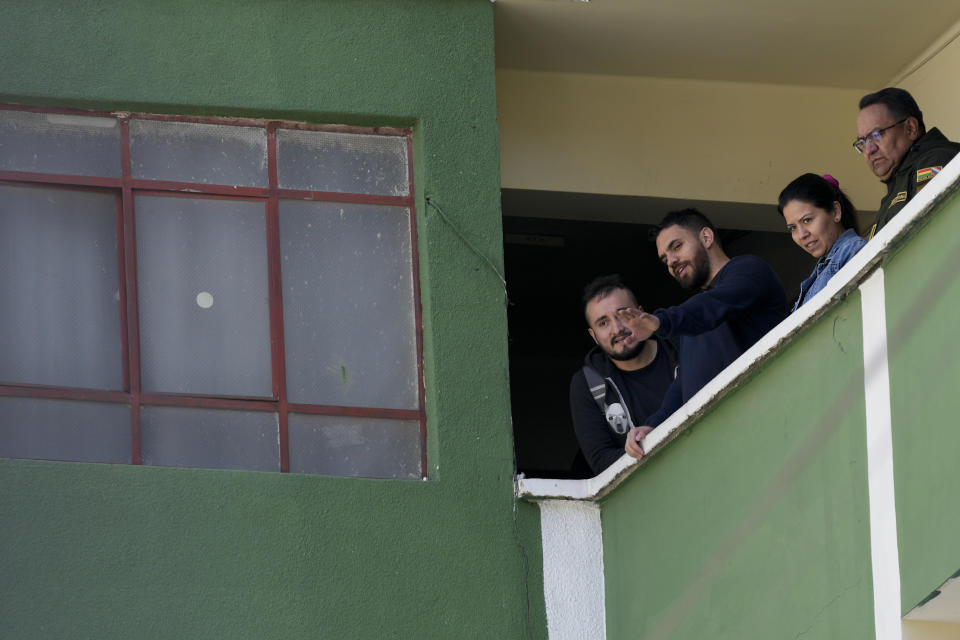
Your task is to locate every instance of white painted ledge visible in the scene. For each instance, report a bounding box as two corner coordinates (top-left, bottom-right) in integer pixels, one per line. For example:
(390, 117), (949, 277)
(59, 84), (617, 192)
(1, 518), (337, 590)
(517, 154), (960, 502)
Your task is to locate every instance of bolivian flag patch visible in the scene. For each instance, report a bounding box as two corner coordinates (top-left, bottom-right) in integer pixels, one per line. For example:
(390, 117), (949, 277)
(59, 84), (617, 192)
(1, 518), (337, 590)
(917, 166), (941, 183)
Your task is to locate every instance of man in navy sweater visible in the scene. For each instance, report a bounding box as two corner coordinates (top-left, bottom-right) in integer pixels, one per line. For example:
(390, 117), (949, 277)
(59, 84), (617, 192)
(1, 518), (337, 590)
(621, 209), (786, 460)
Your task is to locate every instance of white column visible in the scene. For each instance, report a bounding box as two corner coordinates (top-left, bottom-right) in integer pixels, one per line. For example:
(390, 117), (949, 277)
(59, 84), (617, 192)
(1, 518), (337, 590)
(861, 268), (903, 640)
(539, 499), (606, 640)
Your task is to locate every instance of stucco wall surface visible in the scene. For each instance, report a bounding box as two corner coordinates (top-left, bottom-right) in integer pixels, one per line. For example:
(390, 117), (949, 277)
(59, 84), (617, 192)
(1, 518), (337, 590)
(882, 190), (960, 614)
(496, 70), (881, 214)
(539, 500), (604, 639)
(904, 620), (960, 640)
(0, 1), (538, 638)
(600, 301), (875, 640)
(895, 18), (960, 141)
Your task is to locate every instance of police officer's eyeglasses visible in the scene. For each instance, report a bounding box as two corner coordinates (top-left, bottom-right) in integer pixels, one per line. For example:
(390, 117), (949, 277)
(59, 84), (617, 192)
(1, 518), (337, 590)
(852, 118), (907, 154)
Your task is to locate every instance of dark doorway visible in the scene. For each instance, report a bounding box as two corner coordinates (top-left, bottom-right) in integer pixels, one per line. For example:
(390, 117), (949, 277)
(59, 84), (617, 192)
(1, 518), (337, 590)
(503, 189), (813, 478)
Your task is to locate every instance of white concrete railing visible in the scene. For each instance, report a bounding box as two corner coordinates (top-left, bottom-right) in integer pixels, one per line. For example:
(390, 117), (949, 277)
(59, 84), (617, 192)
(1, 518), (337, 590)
(517, 154), (960, 503)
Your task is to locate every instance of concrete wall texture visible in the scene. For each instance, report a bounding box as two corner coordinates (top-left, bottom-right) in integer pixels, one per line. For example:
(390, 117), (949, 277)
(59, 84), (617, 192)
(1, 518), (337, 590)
(597, 188), (960, 639)
(896, 16), (960, 141)
(496, 70), (879, 211)
(0, 1), (542, 638)
(885, 190), (960, 612)
(496, 20), (960, 228)
(603, 301), (875, 639)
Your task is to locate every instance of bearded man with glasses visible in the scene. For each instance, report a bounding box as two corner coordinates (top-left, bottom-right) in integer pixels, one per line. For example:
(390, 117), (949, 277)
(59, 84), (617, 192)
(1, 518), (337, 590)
(854, 87), (960, 237)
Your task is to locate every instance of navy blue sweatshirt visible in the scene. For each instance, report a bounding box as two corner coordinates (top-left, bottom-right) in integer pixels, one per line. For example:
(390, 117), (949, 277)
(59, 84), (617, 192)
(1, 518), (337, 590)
(646, 255), (786, 427)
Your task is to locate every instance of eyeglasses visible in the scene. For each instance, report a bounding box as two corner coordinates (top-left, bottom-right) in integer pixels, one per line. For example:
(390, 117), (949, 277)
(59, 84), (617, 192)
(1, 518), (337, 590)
(852, 118), (907, 154)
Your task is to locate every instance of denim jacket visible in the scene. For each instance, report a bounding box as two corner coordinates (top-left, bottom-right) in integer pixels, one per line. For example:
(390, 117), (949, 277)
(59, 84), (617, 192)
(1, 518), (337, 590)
(793, 228), (868, 311)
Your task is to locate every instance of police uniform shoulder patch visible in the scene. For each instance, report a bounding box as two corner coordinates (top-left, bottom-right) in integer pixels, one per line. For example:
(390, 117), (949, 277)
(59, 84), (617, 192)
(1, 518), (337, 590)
(890, 191), (908, 206)
(917, 166), (941, 184)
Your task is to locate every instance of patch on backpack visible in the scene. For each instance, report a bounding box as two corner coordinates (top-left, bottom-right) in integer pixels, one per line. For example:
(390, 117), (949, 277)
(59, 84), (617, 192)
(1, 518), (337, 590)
(890, 191), (908, 206)
(916, 166), (941, 183)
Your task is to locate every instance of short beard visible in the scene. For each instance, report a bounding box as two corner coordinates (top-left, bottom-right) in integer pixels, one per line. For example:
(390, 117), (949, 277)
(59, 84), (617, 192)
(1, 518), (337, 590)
(680, 246), (711, 291)
(607, 339), (646, 361)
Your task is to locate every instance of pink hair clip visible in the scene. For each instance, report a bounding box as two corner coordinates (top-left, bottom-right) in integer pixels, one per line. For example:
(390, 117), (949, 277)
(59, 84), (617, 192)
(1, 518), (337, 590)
(822, 174), (840, 189)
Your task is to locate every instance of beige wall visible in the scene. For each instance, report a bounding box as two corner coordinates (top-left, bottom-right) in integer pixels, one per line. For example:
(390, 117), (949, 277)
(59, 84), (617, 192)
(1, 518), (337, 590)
(903, 620), (960, 640)
(894, 17), (960, 139)
(497, 70), (883, 220)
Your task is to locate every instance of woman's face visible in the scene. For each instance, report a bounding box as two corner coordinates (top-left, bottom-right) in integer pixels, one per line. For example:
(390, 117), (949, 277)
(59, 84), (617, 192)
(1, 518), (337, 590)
(782, 199), (844, 259)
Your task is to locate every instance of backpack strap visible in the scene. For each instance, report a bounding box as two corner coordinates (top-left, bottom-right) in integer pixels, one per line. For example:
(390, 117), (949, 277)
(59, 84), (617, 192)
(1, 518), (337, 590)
(582, 363), (608, 406)
(582, 364), (635, 435)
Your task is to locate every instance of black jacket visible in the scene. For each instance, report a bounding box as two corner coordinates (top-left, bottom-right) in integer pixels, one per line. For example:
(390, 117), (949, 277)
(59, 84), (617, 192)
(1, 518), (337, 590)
(874, 128), (960, 234)
(569, 339), (675, 474)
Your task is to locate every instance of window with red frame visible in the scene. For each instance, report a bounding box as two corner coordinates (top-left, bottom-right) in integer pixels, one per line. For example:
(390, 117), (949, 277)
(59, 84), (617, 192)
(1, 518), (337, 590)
(0, 106), (425, 478)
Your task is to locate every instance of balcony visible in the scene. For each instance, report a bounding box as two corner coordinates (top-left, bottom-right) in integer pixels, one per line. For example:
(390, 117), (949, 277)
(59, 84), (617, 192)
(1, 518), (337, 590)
(518, 158), (960, 639)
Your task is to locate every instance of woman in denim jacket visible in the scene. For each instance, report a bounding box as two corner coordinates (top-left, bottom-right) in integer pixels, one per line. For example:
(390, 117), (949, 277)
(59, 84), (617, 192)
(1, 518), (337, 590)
(778, 173), (867, 311)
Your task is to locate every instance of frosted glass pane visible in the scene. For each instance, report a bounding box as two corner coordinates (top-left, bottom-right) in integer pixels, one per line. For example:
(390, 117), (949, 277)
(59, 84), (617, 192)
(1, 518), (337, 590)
(0, 185), (123, 389)
(130, 119), (267, 187)
(0, 397), (131, 463)
(288, 414), (419, 478)
(279, 201), (417, 408)
(136, 195), (272, 396)
(141, 406), (279, 471)
(0, 109), (122, 177)
(277, 129), (409, 196)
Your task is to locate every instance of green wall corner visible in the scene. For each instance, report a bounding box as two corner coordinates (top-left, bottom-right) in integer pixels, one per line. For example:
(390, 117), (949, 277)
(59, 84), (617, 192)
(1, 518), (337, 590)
(0, 1), (534, 638)
(601, 301), (874, 639)
(883, 190), (960, 613)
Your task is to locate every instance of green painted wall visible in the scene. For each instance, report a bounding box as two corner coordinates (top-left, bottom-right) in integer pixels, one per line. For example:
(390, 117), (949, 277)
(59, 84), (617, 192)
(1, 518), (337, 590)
(0, 1), (537, 638)
(601, 301), (875, 639)
(884, 190), (960, 613)
(515, 500), (549, 640)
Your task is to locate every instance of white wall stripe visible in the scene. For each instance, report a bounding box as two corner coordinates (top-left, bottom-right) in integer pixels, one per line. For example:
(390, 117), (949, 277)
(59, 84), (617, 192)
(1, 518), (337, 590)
(860, 268), (903, 640)
(538, 500), (606, 640)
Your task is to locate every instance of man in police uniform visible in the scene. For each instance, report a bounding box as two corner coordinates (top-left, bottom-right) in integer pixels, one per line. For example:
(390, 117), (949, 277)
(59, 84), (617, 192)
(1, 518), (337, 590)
(854, 87), (960, 237)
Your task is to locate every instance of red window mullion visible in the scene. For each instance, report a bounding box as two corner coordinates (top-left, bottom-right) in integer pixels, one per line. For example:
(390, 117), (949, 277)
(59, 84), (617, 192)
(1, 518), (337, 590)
(0, 171), (122, 189)
(139, 393), (278, 412)
(266, 124), (291, 473)
(287, 403), (421, 421)
(126, 179), (270, 199)
(114, 192), (130, 392)
(269, 188), (410, 208)
(0, 384), (129, 403)
(127, 187), (267, 204)
(120, 118), (143, 465)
